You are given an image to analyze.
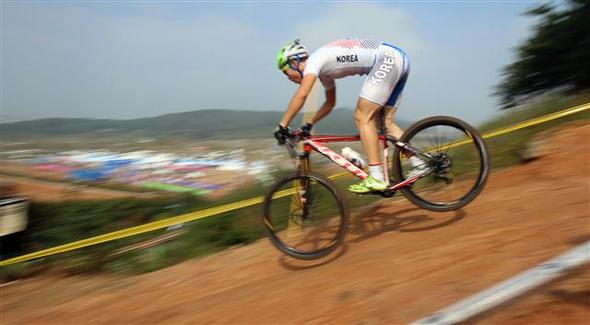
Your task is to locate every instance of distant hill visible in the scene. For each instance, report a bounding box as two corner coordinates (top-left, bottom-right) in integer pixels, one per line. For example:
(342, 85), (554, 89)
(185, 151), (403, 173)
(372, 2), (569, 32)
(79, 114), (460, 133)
(2, 108), (411, 139)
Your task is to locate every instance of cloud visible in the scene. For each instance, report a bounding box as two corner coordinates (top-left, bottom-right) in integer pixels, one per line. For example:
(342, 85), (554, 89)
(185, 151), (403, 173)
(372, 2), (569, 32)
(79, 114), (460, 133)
(285, 4), (429, 117)
(292, 3), (427, 57)
(3, 3), (536, 124)
(2, 4), (268, 119)
(282, 3), (528, 124)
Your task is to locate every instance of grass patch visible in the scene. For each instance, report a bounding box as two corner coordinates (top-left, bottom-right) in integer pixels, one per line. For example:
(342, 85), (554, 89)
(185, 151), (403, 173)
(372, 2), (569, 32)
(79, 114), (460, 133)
(479, 91), (589, 170)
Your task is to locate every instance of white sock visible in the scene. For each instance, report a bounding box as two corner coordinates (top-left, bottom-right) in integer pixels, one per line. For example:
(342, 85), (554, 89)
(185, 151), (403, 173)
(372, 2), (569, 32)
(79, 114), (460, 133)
(409, 156), (424, 167)
(368, 165), (384, 181)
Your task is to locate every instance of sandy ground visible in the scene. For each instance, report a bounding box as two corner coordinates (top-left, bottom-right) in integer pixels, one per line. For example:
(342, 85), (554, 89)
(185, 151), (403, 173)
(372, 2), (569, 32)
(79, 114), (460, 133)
(1, 123), (589, 324)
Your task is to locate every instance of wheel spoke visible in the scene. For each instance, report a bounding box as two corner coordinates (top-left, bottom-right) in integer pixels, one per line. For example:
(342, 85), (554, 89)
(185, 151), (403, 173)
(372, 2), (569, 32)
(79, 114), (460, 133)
(392, 117), (489, 211)
(263, 174), (347, 259)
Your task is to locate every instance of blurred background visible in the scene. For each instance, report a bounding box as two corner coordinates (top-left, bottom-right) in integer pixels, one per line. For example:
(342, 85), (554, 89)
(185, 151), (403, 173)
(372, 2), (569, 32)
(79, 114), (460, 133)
(1, 1), (589, 324)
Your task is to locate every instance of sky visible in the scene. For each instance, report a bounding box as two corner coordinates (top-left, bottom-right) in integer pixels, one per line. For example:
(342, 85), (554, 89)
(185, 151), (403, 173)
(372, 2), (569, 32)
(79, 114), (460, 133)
(2, 1), (545, 125)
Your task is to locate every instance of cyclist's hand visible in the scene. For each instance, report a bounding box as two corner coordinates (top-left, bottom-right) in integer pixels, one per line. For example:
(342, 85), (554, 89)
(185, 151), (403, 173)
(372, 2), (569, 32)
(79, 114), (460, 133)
(298, 122), (313, 138)
(273, 124), (291, 145)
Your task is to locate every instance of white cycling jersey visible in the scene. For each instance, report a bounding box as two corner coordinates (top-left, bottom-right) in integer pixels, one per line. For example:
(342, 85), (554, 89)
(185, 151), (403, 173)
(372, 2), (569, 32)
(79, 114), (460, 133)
(304, 39), (380, 90)
(304, 38), (410, 107)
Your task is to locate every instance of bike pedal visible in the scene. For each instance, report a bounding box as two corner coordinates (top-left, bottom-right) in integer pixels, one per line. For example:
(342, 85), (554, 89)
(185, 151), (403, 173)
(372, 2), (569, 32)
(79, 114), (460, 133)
(380, 189), (396, 197)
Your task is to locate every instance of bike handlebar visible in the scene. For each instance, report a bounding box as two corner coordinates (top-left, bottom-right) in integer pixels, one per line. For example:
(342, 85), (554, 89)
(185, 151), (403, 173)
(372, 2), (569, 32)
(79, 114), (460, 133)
(280, 130), (308, 159)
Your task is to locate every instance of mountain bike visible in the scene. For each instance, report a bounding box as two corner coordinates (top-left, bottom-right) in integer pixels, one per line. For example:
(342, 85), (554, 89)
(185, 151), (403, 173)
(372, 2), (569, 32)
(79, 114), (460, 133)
(263, 115), (489, 260)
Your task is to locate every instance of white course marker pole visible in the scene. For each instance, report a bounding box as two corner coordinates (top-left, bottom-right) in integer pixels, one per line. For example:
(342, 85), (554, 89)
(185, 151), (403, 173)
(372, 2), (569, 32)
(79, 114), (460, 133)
(412, 241), (590, 325)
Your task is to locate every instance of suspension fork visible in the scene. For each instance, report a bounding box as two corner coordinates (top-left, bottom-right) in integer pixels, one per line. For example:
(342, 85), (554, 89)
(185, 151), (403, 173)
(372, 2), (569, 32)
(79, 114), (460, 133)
(298, 149), (313, 219)
(298, 150), (310, 174)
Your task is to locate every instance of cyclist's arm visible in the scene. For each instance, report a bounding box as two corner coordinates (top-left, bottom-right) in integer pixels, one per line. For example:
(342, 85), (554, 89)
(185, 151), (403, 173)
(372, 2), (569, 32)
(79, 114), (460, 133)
(310, 86), (336, 124)
(279, 74), (317, 127)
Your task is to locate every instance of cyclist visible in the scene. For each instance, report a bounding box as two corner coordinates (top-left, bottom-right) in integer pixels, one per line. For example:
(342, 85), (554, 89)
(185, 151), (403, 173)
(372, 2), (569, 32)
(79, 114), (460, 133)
(273, 38), (424, 193)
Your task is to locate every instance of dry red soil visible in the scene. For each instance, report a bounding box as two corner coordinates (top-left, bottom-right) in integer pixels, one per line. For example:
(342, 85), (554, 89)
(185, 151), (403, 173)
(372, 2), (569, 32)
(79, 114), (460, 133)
(0, 175), (152, 201)
(1, 123), (589, 324)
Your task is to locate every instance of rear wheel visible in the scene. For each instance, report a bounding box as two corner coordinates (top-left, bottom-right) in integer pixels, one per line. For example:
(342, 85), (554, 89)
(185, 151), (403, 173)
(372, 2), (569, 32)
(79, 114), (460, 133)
(392, 116), (489, 212)
(262, 172), (348, 260)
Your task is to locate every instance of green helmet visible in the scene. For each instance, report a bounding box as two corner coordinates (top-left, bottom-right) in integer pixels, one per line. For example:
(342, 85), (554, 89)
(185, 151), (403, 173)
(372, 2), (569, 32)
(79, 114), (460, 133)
(276, 39), (309, 71)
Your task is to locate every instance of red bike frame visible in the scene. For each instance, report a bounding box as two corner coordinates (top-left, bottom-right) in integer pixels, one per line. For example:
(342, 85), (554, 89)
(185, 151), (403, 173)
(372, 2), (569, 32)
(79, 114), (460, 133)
(300, 134), (419, 191)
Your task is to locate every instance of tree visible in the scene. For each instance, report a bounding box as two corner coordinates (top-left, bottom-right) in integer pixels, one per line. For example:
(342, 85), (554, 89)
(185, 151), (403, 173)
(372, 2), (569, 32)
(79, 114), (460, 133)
(495, 0), (590, 108)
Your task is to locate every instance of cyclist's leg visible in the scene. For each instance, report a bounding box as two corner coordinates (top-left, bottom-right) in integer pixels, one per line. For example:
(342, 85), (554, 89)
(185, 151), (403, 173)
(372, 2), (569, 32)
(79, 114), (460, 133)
(354, 98), (383, 166)
(357, 44), (405, 164)
(383, 69), (427, 174)
(349, 43), (408, 193)
(383, 105), (404, 139)
(383, 54), (409, 137)
(349, 99), (389, 193)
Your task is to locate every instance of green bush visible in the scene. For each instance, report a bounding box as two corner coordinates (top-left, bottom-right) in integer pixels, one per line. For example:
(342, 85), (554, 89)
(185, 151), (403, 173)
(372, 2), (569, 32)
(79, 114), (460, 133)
(479, 91), (590, 170)
(480, 90), (590, 132)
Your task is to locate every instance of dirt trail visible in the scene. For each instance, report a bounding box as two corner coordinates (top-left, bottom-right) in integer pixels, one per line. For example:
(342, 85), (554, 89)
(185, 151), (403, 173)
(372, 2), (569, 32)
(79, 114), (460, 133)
(1, 123), (589, 324)
(0, 174), (156, 201)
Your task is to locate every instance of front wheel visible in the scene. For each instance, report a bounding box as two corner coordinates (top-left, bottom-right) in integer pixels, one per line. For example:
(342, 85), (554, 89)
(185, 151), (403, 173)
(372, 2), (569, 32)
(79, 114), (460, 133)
(262, 172), (348, 260)
(392, 116), (490, 212)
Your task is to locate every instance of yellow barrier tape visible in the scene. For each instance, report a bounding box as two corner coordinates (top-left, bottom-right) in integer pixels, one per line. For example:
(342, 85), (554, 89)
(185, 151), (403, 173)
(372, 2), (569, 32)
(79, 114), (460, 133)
(482, 102), (590, 138)
(446, 102), (590, 149)
(0, 196), (265, 266)
(1, 102), (589, 267)
(0, 186), (301, 266)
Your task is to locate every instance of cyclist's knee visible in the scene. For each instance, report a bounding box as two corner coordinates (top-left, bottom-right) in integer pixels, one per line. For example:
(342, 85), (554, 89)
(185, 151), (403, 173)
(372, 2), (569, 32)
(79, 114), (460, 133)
(355, 98), (382, 126)
(354, 109), (371, 126)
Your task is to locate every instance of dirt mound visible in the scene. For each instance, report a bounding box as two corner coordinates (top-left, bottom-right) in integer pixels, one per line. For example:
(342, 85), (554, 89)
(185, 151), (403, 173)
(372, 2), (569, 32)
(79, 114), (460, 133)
(2, 123), (589, 324)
